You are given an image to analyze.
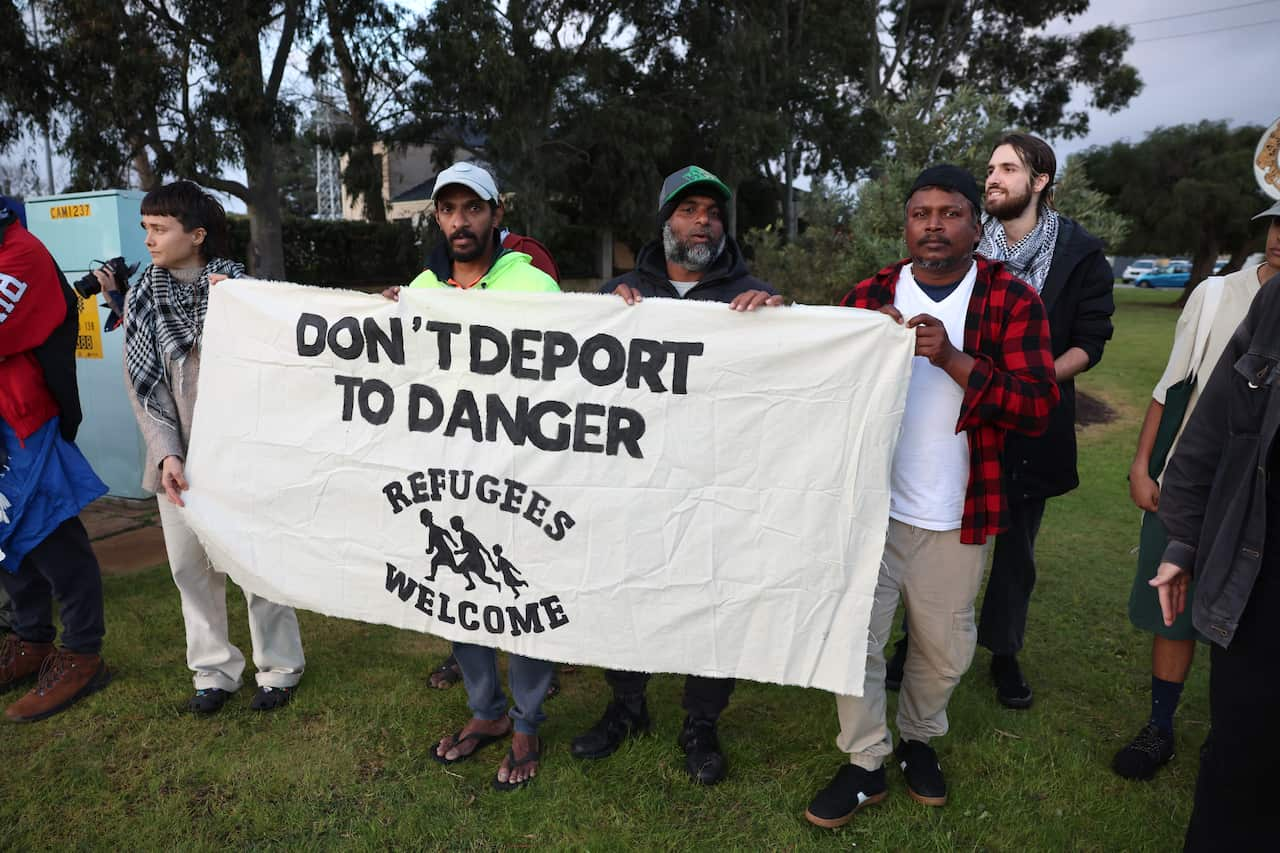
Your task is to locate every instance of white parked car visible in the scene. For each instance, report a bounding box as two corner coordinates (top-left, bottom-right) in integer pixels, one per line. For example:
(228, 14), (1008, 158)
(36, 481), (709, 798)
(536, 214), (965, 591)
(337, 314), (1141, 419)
(1122, 258), (1158, 282)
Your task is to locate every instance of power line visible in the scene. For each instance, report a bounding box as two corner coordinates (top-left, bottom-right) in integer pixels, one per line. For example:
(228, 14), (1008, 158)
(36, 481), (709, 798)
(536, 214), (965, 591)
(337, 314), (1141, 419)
(1125, 0), (1278, 28)
(1056, 0), (1279, 35)
(1134, 15), (1280, 42)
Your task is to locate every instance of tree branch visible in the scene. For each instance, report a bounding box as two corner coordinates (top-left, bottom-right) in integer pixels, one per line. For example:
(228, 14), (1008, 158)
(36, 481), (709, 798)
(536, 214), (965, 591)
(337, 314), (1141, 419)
(137, 0), (213, 48)
(194, 172), (250, 199)
(265, 0), (302, 103)
(879, 0), (912, 96)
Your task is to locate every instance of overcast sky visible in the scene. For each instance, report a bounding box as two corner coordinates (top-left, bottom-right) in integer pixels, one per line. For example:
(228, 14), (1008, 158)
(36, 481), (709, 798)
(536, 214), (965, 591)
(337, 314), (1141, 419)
(1048, 0), (1280, 158)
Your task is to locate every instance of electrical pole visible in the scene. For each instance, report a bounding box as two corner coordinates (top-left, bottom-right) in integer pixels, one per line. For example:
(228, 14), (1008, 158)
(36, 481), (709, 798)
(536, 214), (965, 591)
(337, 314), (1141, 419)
(27, 1), (55, 195)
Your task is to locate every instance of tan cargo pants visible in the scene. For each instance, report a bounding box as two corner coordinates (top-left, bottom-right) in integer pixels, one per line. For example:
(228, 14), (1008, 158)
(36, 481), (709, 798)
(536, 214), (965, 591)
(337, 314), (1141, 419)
(836, 518), (989, 770)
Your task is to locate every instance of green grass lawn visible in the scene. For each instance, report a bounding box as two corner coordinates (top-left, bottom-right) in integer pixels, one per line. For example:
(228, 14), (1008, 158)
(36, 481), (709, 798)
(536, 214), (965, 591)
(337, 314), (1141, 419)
(2, 288), (1198, 850)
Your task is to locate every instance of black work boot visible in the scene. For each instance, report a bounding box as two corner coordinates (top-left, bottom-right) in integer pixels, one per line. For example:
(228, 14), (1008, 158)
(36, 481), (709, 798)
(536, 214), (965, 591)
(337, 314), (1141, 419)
(571, 695), (651, 759)
(678, 715), (727, 785)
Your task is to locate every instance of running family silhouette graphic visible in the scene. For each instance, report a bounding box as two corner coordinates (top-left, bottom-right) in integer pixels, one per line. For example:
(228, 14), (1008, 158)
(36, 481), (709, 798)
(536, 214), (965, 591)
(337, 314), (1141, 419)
(419, 509), (526, 596)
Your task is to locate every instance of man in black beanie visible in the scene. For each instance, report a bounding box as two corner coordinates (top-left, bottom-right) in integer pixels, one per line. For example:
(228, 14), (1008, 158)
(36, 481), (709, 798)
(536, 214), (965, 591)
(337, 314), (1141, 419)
(569, 165), (781, 786)
(805, 165), (1057, 828)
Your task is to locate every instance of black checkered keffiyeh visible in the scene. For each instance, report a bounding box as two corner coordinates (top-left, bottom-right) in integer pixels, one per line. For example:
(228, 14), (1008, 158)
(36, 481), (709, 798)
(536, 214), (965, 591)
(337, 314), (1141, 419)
(124, 258), (244, 428)
(977, 208), (1060, 294)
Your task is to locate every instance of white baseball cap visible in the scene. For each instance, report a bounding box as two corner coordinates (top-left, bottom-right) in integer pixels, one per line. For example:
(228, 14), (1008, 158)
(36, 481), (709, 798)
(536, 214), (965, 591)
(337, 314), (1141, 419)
(431, 162), (499, 202)
(1253, 200), (1280, 221)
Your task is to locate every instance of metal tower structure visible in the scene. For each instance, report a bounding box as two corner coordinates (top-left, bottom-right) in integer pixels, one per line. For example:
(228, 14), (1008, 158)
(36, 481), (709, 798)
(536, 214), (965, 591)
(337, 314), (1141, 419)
(314, 78), (343, 220)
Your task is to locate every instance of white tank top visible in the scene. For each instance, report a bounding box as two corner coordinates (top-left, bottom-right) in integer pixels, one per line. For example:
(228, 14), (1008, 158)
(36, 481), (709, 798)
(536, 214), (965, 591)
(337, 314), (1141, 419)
(888, 262), (976, 531)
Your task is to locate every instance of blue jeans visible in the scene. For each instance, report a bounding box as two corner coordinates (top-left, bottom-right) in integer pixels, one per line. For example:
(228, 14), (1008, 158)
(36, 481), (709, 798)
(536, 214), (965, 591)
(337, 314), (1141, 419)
(451, 642), (554, 735)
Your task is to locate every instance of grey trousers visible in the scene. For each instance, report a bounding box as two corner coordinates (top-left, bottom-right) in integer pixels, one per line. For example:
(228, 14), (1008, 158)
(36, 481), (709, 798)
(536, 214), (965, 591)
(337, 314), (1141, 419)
(158, 498), (305, 691)
(452, 642), (554, 736)
(836, 519), (989, 770)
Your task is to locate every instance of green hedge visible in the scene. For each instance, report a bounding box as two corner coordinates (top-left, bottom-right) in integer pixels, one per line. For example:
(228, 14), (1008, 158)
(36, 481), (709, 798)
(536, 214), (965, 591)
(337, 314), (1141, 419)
(228, 216), (421, 287)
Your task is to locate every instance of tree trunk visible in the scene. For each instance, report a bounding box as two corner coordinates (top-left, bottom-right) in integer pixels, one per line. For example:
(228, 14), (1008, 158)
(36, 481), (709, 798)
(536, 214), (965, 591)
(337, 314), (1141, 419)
(599, 227), (613, 280)
(1224, 242), (1252, 276)
(325, 0), (386, 223)
(1178, 232), (1219, 308)
(131, 149), (159, 191)
(244, 130), (287, 279)
(784, 142), (798, 240)
(345, 143), (386, 222)
(728, 183), (739, 239)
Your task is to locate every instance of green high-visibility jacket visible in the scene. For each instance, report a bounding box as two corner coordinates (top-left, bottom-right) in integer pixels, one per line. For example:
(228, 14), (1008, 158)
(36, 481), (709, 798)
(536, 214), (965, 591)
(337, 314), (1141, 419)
(407, 248), (560, 293)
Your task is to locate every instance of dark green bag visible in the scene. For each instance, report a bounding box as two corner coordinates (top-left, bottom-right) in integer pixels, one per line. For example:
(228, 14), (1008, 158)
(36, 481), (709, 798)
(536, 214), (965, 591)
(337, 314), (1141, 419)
(1148, 377), (1194, 479)
(1128, 278), (1221, 639)
(1148, 277), (1223, 479)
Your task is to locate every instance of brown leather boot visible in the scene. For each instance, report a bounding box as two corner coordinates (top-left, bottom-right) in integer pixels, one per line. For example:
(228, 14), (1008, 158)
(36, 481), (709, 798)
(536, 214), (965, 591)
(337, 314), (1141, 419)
(0, 634), (54, 691)
(5, 647), (111, 722)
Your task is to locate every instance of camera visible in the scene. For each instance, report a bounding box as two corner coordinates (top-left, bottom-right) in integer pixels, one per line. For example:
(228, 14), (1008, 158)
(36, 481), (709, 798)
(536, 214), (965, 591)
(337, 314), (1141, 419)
(73, 256), (138, 299)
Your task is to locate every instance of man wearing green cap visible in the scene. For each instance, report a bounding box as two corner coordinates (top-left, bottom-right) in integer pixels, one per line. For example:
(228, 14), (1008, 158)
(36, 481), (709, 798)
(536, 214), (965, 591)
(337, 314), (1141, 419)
(602, 165), (779, 311)
(568, 166), (781, 786)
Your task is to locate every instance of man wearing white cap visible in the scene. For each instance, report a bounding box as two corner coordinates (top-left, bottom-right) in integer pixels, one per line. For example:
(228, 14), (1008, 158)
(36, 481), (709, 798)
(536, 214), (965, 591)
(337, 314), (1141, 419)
(382, 161), (559, 298)
(383, 162), (558, 791)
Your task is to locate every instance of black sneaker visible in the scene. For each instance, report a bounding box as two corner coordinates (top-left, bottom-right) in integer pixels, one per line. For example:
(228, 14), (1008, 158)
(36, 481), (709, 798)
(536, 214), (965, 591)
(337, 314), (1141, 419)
(250, 685), (294, 711)
(885, 637), (908, 691)
(1112, 723), (1175, 780)
(896, 739), (947, 806)
(677, 716), (727, 785)
(188, 687), (232, 714)
(570, 696), (651, 759)
(991, 654), (1033, 709)
(804, 764), (888, 828)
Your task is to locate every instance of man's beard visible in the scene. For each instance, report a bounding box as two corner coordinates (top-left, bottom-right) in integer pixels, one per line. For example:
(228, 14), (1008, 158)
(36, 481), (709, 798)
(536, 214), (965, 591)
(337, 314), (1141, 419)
(663, 222), (726, 272)
(984, 179), (1034, 220)
(912, 255), (968, 273)
(911, 236), (969, 274)
(446, 227), (491, 263)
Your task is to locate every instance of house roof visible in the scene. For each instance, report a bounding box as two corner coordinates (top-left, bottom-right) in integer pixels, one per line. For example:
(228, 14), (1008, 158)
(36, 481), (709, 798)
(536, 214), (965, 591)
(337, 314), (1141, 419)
(391, 177), (436, 204)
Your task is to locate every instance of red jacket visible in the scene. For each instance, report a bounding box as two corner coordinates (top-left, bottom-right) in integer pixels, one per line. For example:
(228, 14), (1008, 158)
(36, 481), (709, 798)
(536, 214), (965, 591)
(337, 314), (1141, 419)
(0, 216), (66, 439)
(841, 256), (1059, 544)
(501, 232), (560, 283)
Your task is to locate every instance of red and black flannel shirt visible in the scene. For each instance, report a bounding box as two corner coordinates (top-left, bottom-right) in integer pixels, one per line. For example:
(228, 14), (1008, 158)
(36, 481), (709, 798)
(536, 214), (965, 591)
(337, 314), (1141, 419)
(840, 256), (1059, 544)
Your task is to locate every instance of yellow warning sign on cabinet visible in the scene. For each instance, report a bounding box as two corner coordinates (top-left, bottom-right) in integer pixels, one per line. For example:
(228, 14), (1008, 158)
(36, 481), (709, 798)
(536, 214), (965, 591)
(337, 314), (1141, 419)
(50, 203), (91, 220)
(75, 291), (104, 359)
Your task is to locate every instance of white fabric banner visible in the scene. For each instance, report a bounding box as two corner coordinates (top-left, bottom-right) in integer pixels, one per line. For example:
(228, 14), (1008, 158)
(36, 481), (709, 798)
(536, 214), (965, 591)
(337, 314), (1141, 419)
(183, 279), (913, 695)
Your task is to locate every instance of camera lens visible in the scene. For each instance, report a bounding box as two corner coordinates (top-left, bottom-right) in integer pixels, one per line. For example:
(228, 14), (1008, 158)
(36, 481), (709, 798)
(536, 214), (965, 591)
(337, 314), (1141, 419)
(73, 270), (101, 298)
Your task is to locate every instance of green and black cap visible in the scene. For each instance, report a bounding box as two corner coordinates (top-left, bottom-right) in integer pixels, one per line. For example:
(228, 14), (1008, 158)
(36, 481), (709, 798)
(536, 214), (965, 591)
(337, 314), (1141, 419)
(657, 165), (732, 228)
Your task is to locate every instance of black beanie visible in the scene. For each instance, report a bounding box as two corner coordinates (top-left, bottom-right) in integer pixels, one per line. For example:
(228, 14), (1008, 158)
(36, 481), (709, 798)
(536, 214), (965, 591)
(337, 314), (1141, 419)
(906, 165), (982, 217)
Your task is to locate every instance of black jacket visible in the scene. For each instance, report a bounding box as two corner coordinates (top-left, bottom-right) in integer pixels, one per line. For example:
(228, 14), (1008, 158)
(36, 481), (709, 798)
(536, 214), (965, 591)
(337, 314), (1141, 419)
(1001, 216), (1115, 499)
(33, 269), (83, 442)
(1160, 275), (1280, 648)
(600, 235), (776, 302)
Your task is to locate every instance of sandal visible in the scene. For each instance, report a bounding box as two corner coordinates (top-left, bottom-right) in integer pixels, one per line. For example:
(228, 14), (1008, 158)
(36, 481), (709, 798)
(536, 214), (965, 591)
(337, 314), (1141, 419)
(492, 742), (542, 792)
(427, 655), (462, 689)
(432, 724), (510, 765)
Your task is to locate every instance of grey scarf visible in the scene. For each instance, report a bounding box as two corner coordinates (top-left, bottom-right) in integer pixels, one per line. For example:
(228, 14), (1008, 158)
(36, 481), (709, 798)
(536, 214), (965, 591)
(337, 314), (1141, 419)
(977, 208), (1060, 293)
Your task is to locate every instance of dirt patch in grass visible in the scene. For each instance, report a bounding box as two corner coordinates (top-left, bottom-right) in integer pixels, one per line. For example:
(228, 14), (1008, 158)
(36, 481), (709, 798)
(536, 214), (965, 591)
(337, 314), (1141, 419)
(1077, 390), (1118, 427)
